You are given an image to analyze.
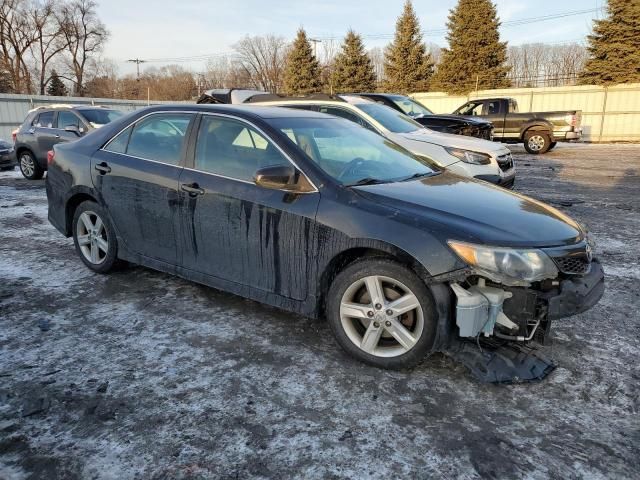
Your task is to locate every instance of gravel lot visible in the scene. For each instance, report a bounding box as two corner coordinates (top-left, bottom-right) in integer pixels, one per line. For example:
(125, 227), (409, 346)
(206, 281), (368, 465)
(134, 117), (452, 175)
(1, 143), (639, 479)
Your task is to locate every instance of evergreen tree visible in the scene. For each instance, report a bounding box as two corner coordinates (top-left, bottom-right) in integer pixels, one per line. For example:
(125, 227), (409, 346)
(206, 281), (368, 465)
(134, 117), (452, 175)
(47, 71), (68, 97)
(283, 28), (321, 95)
(580, 0), (640, 85)
(332, 30), (377, 92)
(432, 0), (510, 94)
(383, 1), (434, 93)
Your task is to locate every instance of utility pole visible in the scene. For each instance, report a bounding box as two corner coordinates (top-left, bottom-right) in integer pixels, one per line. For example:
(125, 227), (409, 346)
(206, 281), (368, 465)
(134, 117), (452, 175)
(127, 58), (146, 80)
(309, 38), (322, 59)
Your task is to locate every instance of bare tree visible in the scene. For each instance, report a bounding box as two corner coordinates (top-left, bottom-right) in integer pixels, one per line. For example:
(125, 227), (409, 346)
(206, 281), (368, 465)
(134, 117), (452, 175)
(58, 0), (108, 95)
(507, 43), (587, 87)
(29, 0), (68, 94)
(204, 55), (252, 89)
(0, 0), (37, 93)
(233, 35), (288, 92)
(368, 47), (384, 88)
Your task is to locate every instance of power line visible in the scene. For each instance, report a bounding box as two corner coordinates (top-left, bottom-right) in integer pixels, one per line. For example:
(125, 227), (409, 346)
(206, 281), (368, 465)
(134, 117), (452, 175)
(127, 58), (146, 79)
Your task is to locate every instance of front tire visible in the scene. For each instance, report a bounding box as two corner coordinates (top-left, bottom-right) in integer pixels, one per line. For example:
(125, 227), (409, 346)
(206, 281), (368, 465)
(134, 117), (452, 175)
(524, 131), (551, 154)
(548, 141), (557, 151)
(326, 258), (438, 369)
(72, 201), (119, 273)
(19, 151), (44, 180)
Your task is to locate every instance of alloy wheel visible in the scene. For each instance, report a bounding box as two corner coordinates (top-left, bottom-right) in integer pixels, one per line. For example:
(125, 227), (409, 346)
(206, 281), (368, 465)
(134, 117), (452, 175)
(76, 211), (109, 265)
(20, 154), (35, 177)
(339, 275), (424, 357)
(527, 135), (546, 152)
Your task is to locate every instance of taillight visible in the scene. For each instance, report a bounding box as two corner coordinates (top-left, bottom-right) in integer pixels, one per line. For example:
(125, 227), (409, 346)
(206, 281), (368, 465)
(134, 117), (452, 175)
(565, 114), (577, 127)
(11, 129), (17, 143)
(47, 150), (55, 165)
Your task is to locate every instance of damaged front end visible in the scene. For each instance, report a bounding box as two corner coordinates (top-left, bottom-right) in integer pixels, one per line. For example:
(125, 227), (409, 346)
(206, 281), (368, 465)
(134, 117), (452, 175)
(443, 239), (605, 383)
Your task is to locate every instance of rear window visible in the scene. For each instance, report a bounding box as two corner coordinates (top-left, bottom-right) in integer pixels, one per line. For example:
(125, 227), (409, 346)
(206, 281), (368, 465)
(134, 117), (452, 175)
(79, 109), (124, 126)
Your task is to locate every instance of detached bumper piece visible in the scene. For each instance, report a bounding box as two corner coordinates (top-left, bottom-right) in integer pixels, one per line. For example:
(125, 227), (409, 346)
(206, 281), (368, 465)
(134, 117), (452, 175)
(447, 339), (556, 384)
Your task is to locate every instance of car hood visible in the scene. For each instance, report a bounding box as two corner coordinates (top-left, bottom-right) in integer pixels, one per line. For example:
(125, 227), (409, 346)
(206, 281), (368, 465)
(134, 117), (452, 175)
(419, 113), (492, 126)
(354, 173), (583, 247)
(398, 128), (508, 155)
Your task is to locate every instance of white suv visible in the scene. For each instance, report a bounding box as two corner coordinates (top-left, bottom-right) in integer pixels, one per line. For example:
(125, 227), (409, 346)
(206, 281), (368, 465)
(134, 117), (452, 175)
(255, 95), (515, 188)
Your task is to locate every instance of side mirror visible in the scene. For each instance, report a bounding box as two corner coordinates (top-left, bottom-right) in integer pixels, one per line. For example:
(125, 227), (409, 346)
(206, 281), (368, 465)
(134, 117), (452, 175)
(254, 165), (296, 190)
(64, 125), (82, 136)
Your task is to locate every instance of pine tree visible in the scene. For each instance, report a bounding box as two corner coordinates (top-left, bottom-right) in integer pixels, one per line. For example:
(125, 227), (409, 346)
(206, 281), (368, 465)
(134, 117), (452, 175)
(283, 28), (321, 95)
(432, 0), (510, 94)
(47, 71), (68, 97)
(383, 1), (434, 93)
(579, 0), (640, 85)
(332, 30), (377, 92)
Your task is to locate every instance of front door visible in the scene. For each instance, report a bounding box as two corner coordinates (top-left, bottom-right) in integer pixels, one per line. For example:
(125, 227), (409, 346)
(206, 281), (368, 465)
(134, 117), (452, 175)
(91, 112), (194, 265)
(482, 100), (506, 137)
(177, 114), (319, 301)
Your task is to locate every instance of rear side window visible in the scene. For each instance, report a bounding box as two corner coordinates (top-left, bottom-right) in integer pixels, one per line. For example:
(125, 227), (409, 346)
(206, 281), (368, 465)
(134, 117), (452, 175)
(105, 113), (192, 165)
(35, 111), (54, 128)
(318, 106), (377, 132)
(195, 116), (289, 182)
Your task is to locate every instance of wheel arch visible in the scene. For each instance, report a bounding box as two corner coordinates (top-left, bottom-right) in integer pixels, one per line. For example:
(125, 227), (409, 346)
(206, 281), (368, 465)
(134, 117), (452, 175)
(520, 122), (554, 141)
(316, 243), (432, 318)
(65, 189), (99, 236)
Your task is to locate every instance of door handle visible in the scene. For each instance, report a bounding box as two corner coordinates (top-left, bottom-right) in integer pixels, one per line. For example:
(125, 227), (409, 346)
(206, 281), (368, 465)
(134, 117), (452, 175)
(180, 183), (204, 196)
(94, 162), (111, 174)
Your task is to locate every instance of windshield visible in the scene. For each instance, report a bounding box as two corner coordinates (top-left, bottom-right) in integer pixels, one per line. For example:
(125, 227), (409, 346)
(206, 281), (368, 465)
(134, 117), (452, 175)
(267, 117), (439, 186)
(79, 109), (124, 126)
(389, 96), (433, 117)
(354, 103), (423, 134)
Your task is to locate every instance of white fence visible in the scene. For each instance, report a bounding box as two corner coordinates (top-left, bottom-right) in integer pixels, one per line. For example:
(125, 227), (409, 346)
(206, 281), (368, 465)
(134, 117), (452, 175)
(0, 93), (181, 141)
(412, 83), (640, 143)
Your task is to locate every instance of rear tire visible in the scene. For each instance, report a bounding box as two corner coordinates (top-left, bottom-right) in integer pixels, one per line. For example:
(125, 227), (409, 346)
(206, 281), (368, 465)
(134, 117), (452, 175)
(326, 258), (438, 369)
(19, 151), (44, 180)
(72, 200), (119, 273)
(524, 131), (551, 154)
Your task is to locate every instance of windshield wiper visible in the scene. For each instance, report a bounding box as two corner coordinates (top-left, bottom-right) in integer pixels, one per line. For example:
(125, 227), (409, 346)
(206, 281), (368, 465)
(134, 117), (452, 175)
(345, 177), (389, 187)
(401, 172), (437, 181)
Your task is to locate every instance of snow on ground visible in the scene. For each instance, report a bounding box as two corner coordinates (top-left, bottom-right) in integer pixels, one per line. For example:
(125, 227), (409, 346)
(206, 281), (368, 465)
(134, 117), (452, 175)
(1, 143), (639, 479)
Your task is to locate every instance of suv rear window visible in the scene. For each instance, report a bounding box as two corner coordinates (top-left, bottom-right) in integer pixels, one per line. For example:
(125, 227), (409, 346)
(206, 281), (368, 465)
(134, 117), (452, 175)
(79, 109), (123, 126)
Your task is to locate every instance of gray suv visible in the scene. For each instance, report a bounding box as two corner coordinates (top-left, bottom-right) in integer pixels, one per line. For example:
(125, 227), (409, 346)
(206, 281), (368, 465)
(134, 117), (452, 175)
(15, 105), (123, 179)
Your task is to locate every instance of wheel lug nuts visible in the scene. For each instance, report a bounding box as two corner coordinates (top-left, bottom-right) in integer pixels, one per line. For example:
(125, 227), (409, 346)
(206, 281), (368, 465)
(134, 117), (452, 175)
(375, 303), (382, 310)
(386, 309), (393, 316)
(385, 321), (391, 327)
(373, 321), (380, 328)
(367, 311), (374, 318)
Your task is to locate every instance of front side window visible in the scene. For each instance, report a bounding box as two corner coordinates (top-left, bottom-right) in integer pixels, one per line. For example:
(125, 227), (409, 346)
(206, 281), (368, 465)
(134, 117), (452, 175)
(353, 103), (422, 134)
(105, 113), (192, 165)
(268, 117), (439, 186)
(35, 111), (54, 128)
(57, 111), (81, 129)
(195, 116), (290, 182)
(389, 96), (434, 117)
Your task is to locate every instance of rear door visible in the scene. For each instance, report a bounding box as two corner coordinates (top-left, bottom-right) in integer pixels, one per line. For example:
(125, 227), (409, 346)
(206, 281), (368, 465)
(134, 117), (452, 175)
(177, 113), (320, 300)
(92, 112), (195, 265)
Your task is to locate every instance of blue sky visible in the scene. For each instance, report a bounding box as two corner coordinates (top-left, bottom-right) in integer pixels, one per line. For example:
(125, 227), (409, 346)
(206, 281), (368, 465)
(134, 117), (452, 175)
(98, 0), (605, 75)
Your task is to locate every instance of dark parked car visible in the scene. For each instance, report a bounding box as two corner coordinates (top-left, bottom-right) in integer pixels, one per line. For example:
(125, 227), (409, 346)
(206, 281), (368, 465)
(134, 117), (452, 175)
(0, 139), (16, 171)
(452, 98), (583, 154)
(46, 105), (604, 380)
(14, 105), (124, 180)
(354, 93), (494, 140)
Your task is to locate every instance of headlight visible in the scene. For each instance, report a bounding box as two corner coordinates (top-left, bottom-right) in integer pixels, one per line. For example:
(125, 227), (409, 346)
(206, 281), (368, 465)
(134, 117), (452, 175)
(444, 147), (491, 165)
(448, 240), (558, 284)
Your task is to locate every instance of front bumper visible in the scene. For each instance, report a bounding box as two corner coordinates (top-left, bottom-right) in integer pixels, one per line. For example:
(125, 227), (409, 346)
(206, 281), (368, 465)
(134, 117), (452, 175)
(474, 171), (515, 189)
(0, 150), (17, 168)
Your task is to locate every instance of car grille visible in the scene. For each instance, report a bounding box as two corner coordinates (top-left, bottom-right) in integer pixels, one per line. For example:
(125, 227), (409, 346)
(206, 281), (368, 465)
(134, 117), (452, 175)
(553, 256), (592, 275)
(497, 153), (513, 172)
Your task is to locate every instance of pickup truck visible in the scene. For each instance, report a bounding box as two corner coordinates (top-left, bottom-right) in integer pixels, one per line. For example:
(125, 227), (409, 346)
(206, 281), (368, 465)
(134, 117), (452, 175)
(452, 98), (582, 154)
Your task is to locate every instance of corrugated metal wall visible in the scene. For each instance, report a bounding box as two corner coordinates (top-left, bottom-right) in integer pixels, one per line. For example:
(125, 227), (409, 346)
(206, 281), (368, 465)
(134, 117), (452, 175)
(412, 83), (640, 142)
(0, 94), (182, 140)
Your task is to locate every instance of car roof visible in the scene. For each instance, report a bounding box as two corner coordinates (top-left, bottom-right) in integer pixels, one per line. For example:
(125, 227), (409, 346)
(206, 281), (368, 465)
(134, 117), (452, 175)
(141, 103), (332, 120)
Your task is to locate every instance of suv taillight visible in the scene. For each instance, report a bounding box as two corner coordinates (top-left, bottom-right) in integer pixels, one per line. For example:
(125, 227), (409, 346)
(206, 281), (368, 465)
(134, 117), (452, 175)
(47, 150), (55, 165)
(11, 129), (17, 143)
